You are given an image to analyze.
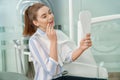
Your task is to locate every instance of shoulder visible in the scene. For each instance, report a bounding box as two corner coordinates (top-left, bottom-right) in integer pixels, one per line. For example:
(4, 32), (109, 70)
(29, 32), (40, 43)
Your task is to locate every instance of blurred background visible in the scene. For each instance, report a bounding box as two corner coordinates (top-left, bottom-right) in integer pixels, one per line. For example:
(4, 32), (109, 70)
(0, 0), (120, 80)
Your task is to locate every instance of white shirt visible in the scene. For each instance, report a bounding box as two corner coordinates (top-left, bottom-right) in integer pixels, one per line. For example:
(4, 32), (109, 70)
(29, 28), (77, 80)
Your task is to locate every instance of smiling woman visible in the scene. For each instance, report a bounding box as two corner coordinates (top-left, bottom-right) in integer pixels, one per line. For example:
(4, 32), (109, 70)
(23, 3), (55, 36)
(23, 2), (92, 80)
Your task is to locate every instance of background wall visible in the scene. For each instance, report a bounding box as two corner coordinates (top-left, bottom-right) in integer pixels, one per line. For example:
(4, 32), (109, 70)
(0, 0), (22, 72)
(51, 0), (70, 36)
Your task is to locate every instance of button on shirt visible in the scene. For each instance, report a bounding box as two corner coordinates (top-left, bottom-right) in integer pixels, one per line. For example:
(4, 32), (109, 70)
(29, 28), (77, 80)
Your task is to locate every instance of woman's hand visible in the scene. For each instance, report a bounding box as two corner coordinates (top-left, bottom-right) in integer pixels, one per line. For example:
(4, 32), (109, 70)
(46, 24), (58, 62)
(79, 33), (92, 51)
(46, 24), (57, 43)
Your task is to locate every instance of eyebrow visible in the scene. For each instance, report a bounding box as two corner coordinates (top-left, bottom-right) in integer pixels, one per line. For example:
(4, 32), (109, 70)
(41, 9), (51, 17)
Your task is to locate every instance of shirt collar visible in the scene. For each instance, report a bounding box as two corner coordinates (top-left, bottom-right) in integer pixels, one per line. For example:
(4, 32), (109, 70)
(37, 28), (46, 35)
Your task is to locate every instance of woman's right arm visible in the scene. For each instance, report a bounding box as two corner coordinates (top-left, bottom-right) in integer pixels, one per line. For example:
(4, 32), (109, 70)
(29, 37), (58, 76)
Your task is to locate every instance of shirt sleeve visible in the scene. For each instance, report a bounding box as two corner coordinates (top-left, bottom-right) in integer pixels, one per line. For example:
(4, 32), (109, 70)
(57, 30), (77, 63)
(29, 37), (58, 76)
(61, 41), (77, 63)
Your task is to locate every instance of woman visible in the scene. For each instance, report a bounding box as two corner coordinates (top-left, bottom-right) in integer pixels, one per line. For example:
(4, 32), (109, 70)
(23, 3), (92, 80)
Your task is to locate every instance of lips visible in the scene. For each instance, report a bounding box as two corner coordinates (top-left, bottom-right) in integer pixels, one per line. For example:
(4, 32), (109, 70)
(49, 21), (54, 24)
(49, 20), (55, 27)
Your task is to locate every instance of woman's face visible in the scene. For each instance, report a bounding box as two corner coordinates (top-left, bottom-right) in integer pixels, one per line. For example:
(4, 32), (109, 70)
(33, 6), (55, 31)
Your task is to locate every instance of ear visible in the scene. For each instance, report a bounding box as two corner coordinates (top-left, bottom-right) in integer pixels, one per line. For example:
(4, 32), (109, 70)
(33, 20), (39, 26)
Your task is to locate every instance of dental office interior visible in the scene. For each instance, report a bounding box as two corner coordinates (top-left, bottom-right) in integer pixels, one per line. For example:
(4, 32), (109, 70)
(0, 0), (120, 80)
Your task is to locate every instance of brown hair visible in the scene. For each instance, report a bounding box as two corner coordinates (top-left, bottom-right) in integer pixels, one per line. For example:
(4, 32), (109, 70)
(23, 3), (45, 36)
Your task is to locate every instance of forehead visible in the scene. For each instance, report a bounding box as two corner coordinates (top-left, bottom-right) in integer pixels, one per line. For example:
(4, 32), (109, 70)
(37, 6), (50, 16)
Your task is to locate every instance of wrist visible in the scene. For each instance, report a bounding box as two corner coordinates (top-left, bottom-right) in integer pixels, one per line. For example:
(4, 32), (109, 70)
(78, 47), (85, 52)
(51, 41), (57, 44)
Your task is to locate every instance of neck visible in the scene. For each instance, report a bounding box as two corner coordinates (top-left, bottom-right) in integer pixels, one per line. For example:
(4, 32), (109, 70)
(38, 27), (46, 32)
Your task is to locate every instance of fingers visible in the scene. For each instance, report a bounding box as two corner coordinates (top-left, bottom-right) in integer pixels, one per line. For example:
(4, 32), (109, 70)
(82, 39), (91, 46)
(79, 33), (92, 50)
(46, 24), (53, 33)
(86, 33), (90, 37)
(83, 33), (92, 46)
(82, 33), (91, 41)
(46, 23), (50, 33)
(49, 24), (55, 34)
(46, 23), (57, 42)
(46, 23), (56, 36)
(85, 33), (90, 39)
(85, 41), (92, 46)
(50, 23), (54, 29)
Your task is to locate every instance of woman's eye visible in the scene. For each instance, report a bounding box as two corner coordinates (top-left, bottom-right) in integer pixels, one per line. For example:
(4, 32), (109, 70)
(42, 16), (46, 18)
